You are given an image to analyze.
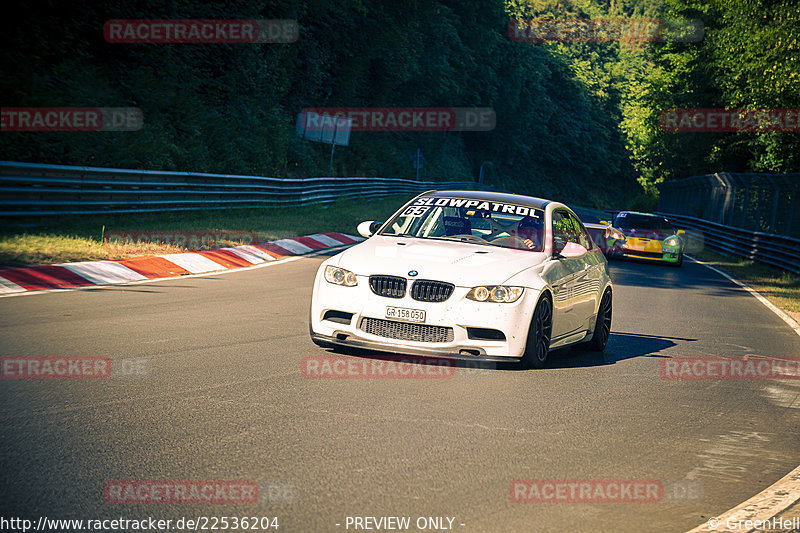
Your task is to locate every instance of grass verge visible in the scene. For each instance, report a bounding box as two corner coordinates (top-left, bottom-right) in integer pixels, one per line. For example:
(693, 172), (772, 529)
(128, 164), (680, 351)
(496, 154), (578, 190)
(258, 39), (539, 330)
(0, 196), (410, 267)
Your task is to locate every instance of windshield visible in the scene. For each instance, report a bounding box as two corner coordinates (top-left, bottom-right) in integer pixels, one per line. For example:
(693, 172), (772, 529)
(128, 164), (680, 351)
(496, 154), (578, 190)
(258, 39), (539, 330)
(379, 197), (546, 252)
(614, 213), (675, 232)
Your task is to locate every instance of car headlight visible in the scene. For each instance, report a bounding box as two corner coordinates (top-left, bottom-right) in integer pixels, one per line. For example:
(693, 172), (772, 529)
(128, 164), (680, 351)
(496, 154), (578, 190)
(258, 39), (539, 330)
(665, 237), (680, 246)
(467, 285), (524, 303)
(608, 228), (626, 241)
(324, 265), (358, 286)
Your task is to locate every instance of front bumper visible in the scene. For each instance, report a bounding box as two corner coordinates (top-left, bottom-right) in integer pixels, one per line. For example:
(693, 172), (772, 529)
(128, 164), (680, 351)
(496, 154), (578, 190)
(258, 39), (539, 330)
(609, 240), (681, 263)
(309, 272), (538, 359)
(310, 330), (523, 364)
(618, 250), (682, 263)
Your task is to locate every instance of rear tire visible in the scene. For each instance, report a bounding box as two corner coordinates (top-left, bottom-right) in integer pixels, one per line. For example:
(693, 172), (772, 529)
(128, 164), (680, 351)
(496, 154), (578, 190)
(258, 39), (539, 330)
(586, 290), (612, 351)
(521, 296), (553, 369)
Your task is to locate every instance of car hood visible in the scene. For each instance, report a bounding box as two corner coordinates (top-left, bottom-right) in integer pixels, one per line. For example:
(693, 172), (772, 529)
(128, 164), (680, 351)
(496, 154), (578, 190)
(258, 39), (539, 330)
(335, 236), (547, 286)
(617, 228), (675, 240)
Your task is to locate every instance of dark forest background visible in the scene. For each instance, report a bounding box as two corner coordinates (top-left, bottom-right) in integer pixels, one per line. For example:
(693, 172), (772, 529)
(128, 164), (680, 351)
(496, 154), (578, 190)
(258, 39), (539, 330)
(1, 0), (797, 209)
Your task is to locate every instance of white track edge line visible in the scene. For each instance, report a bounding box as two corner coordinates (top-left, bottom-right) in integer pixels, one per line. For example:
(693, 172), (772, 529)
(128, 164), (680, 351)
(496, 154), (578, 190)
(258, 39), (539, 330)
(684, 256), (800, 531)
(686, 464), (800, 532)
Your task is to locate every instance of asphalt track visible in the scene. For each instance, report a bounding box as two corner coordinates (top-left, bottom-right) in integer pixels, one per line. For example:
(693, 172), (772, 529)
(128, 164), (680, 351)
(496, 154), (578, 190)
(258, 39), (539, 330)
(1, 253), (799, 532)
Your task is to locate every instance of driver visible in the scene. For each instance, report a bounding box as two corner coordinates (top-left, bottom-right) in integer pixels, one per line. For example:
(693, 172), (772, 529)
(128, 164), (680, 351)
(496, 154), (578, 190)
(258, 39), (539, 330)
(513, 216), (543, 250)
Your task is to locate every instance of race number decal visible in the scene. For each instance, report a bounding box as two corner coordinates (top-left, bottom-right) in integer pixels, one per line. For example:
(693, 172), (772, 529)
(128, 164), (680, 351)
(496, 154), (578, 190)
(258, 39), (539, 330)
(402, 205), (430, 218)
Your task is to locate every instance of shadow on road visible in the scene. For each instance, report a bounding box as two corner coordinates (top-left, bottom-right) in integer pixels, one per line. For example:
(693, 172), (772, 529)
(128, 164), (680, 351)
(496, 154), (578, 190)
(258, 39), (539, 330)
(546, 331), (697, 369)
(320, 330), (697, 373)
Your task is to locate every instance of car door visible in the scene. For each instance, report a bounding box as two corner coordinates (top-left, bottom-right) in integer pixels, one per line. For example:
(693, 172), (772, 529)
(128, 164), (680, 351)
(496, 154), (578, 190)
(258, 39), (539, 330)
(566, 212), (601, 330)
(547, 209), (582, 337)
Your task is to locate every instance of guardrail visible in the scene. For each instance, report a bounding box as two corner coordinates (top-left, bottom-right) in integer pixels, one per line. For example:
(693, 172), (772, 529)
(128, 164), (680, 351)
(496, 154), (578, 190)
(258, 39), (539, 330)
(658, 212), (800, 275)
(0, 161), (490, 216)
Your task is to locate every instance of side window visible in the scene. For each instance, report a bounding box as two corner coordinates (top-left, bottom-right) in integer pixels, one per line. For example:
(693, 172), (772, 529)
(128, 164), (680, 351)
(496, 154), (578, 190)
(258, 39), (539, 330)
(568, 213), (592, 249)
(552, 211), (575, 253)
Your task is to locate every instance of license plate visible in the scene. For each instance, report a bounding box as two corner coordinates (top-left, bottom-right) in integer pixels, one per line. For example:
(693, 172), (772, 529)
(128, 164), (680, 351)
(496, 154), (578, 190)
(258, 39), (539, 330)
(385, 306), (426, 323)
(628, 238), (662, 253)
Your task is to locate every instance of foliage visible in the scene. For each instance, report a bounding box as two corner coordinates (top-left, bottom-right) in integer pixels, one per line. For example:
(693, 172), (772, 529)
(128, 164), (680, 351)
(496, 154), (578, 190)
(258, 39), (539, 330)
(2, 0), (795, 213)
(1, 0), (641, 209)
(622, 0), (799, 187)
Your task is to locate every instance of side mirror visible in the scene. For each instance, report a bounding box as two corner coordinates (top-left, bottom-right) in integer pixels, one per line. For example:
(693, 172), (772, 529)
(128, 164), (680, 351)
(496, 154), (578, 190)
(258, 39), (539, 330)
(555, 241), (588, 259)
(357, 221), (382, 238)
(677, 229), (685, 235)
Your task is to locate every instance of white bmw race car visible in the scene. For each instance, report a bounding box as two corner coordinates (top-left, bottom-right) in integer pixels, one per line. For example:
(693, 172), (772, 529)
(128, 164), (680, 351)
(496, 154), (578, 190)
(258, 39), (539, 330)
(309, 190), (613, 368)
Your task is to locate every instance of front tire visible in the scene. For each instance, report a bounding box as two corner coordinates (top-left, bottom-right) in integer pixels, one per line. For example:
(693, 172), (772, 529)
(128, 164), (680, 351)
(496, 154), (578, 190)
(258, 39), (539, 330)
(586, 290), (612, 351)
(521, 296), (553, 369)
